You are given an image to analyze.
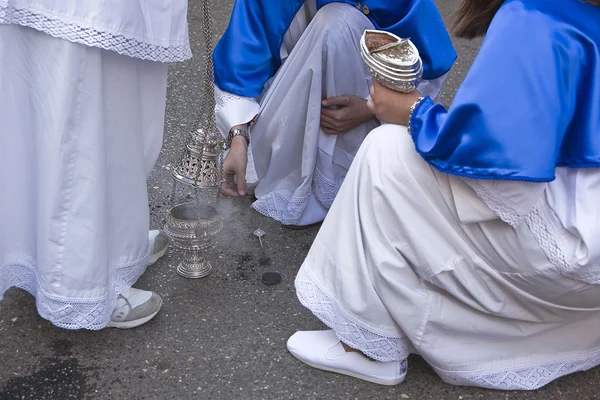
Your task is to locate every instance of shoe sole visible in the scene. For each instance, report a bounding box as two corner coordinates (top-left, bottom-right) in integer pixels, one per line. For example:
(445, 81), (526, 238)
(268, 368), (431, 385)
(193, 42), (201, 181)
(106, 298), (163, 329)
(288, 351), (406, 386)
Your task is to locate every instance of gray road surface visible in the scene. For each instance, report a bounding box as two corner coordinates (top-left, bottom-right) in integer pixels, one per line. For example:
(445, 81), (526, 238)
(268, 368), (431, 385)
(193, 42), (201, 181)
(0, 1), (596, 399)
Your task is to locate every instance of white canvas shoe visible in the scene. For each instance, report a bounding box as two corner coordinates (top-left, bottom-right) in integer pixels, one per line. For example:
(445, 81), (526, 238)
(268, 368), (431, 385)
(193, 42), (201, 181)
(287, 330), (407, 386)
(148, 230), (169, 266)
(107, 288), (163, 329)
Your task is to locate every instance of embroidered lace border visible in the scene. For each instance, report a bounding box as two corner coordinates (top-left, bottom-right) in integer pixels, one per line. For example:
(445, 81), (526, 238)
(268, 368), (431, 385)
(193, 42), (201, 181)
(0, 4), (192, 63)
(0, 253), (148, 330)
(252, 169), (340, 225)
(295, 266), (600, 390)
(438, 350), (600, 390)
(295, 267), (414, 363)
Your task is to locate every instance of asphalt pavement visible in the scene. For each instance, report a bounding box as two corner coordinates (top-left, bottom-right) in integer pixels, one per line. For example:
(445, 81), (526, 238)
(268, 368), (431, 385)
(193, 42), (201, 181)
(0, 1), (596, 399)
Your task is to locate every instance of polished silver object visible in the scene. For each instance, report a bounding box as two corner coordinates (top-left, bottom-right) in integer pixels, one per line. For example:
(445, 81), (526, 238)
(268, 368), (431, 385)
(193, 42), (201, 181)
(164, 203), (223, 279)
(172, 0), (224, 188)
(360, 30), (423, 93)
(253, 228), (266, 257)
(165, 0), (225, 279)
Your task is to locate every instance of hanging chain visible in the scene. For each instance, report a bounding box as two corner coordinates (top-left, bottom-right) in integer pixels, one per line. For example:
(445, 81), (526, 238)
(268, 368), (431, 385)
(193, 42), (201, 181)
(199, 0), (227, 198)
(197, 0), (225, 198)
(199, 0), (217, 134)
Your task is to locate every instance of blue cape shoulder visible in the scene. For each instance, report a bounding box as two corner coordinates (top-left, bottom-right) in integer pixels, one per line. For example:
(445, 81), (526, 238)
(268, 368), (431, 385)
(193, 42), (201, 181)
(409, 0), (600, 182)
(213, 0), (456, 97)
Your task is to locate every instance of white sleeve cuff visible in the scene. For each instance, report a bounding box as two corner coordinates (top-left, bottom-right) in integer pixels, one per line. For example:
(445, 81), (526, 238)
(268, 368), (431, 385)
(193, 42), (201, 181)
(214, 85), (260, 138)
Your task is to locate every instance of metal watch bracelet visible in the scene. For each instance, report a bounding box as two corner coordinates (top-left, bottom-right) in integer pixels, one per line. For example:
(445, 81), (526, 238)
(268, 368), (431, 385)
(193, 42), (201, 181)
(227, 128), (250, 149)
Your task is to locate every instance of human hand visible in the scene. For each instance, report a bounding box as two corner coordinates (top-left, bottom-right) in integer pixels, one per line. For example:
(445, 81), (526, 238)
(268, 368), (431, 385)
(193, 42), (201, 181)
(366, 80), (422, 126)
(220, 135), (248, 197)
(320, 95), (375, 135)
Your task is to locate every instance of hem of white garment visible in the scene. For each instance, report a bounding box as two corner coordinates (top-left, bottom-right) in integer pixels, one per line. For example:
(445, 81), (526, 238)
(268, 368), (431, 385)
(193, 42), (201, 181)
(0, 251), (150, 330)
(296, 266), (600, 391)
(0, 3), (192, 63)
(434, 347), (600, 390)
(294, 266), (414, 362)
(252, 170), (340, 225)
(311, 168), (340, 209)
(252, 191), (311, 226)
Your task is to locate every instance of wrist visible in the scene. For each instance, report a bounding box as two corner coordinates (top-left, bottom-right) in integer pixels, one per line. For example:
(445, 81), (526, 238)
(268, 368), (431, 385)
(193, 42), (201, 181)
(227, 126), (250, 149)
(231, 135), (248, 148)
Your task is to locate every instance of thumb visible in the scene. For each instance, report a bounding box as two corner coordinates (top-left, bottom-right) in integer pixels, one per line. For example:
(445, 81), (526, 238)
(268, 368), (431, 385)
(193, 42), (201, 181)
(323, 96), (350, 107)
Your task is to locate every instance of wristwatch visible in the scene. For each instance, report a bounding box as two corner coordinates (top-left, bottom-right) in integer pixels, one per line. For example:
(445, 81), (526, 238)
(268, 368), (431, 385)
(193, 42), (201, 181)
(227, 128), (250, 149)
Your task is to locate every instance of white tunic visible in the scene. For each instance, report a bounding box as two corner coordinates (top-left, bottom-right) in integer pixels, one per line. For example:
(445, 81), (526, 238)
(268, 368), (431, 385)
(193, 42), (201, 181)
(0, 1), (188, 329)
(0, 0), (191, 62)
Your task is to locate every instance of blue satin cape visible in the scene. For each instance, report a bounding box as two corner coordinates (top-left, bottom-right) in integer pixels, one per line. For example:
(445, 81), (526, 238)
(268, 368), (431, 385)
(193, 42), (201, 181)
(213, 0), (456, 98)
(410, 0), (600, 182)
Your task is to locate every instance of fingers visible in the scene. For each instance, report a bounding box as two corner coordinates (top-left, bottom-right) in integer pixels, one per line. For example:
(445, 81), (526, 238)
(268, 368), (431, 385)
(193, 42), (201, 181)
(220, 181), (240, 197)
(322, 96), (350, 107)
(220, 159), (247, 197)
(320, 106), (339, 119)
(322, 126), (341, 135)
(235, 167), (247, 196)
(320, 113), (346, 135)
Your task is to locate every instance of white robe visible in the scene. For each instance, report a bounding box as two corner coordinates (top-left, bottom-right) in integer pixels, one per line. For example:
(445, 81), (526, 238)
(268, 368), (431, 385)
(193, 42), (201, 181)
(0, 0), (190, 62)
(214, 1), (447, 226)
(295, 123), (600, 390)
(0, 0), (188, 329)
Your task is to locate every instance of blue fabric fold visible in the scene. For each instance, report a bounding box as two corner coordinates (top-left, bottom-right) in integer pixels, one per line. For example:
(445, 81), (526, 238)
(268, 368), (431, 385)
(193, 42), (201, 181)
(409, 0), (600, 182)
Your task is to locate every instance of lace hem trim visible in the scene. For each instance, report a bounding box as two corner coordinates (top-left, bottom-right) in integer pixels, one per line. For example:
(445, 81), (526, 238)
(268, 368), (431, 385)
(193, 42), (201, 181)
(465, 180), (525, 227)
(312, 168), (341, 209)
(295, 267), (600, 389)
(437, 350), (600, 390)
(524, 205), (600, 284)
(295, 267), (414, 362)
(0, 5), (191, 62)
(252, 191), (310, 226)
(252, 171), (340, 225)
(0, 254), (149, 330)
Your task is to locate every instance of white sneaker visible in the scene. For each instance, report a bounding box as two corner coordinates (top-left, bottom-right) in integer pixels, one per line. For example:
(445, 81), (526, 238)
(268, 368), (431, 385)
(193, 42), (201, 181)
(107, 288), (163, 329)
(287, 330), (407, 386)
(148, 230), (169, 266)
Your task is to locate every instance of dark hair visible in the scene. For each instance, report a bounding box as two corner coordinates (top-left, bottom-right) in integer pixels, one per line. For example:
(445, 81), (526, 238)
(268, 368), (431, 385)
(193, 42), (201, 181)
(453, 0), (600, 39)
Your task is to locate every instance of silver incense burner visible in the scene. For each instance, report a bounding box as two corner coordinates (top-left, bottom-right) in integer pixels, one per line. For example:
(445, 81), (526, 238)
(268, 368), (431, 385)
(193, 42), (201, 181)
(164, 202), (223, 278)
(164, 0), (226, 279)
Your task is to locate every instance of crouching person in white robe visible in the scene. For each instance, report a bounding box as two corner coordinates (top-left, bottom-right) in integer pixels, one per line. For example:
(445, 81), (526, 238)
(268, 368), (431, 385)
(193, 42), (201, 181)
(212, 0), (456, 228)
(0, 0), (190, 330)
(288, 0), (600, 390)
